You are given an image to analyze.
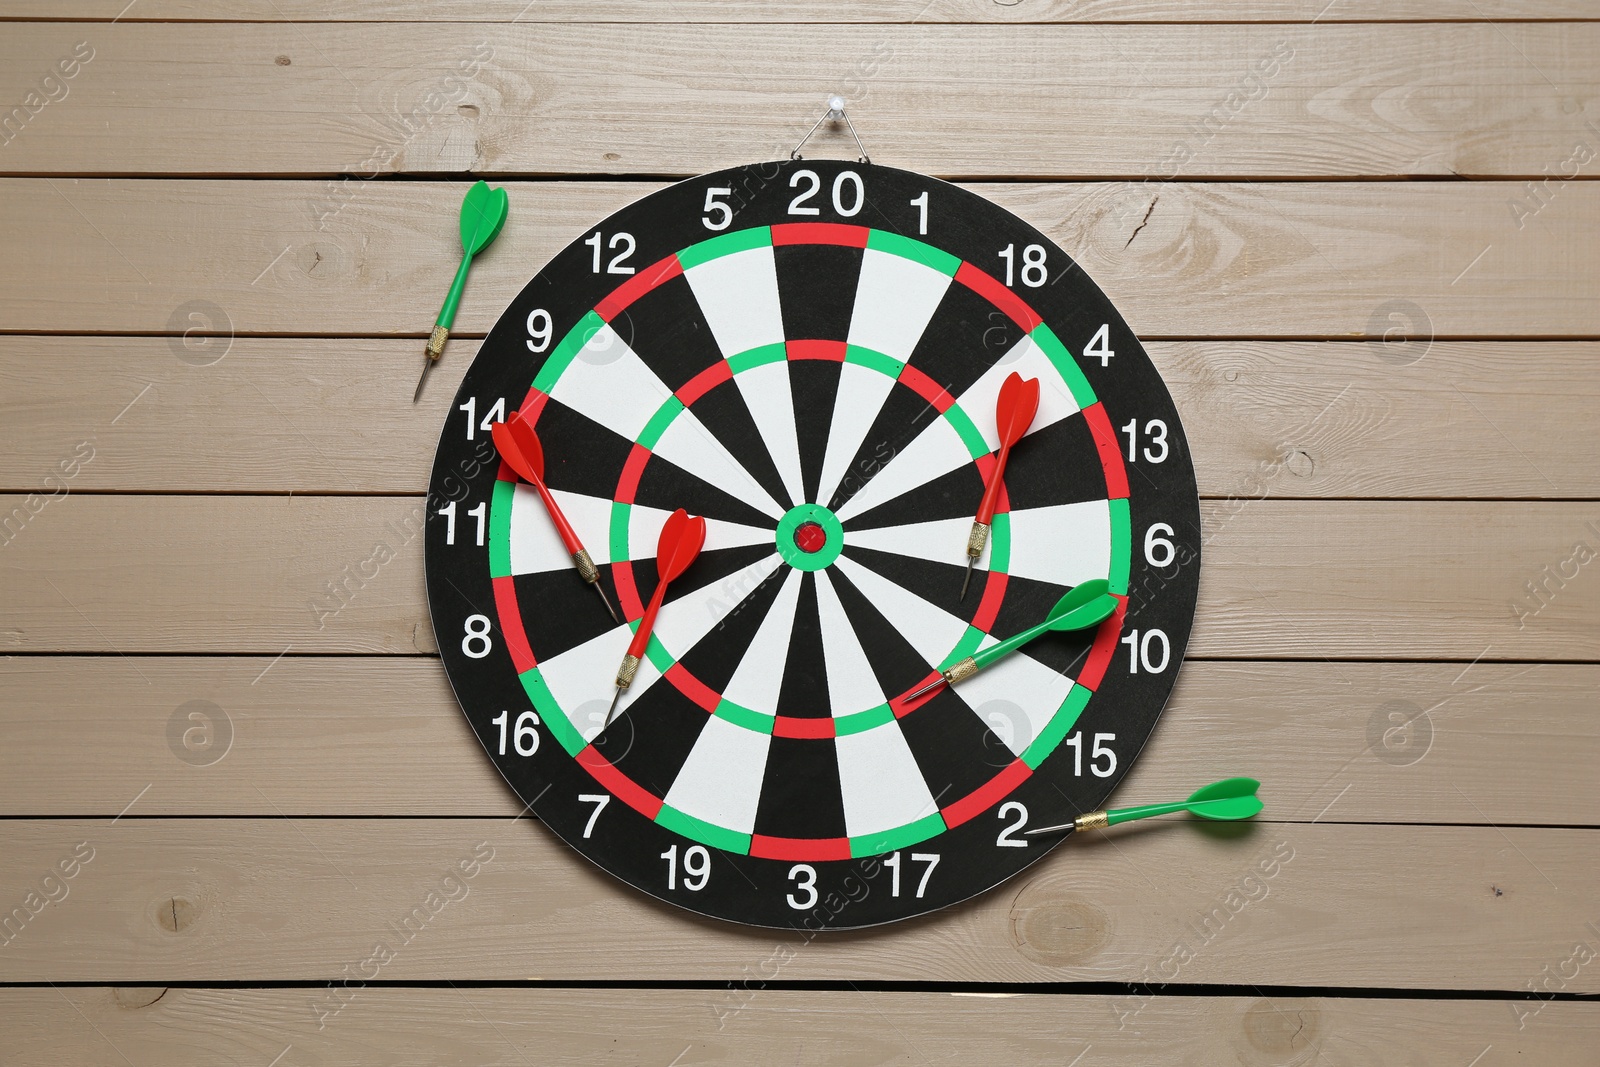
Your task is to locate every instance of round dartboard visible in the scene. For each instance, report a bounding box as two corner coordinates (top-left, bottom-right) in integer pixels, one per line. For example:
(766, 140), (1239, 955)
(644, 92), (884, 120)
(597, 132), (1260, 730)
(426, 159), (1200, 929)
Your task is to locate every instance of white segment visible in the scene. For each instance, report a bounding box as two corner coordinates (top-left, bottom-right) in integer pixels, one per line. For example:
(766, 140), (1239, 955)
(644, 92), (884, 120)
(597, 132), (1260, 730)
(835, 333), (1083, 523)
(814, 571), (887, 718)
(958, 663), (1079, 759)
(815, 360), (899, 507)
(653, 553), (784, 663)
(650, 409), (787, 520)
(537, 621), (660, 743)
(721, 567), (803, 715)
(624, 501), (775, 562)
(846, 513), (992, 572)
(684, 245), (785, 355)
(833, 555), (971, 669)
(835, 413), (971, 523)
(538, 556), (781, 730)
(546, 324), (674, 442)
(732, 360), (805, 508)
(663, 714), (773, 836)
(835, 722), (940, 839)
(846, 247), (953, 362)
(1006, 501), (1113, 589)
(507, 485), (616, 574)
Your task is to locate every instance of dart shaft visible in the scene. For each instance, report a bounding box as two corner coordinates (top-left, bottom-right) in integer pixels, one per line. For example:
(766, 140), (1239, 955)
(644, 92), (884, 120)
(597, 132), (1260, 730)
(1104, 800), (1190, 826)
(436, 251), (473, 330)
(530, 476), (585, 556)
(975, 442), (1012, 526)
(626, 584), (669, 660)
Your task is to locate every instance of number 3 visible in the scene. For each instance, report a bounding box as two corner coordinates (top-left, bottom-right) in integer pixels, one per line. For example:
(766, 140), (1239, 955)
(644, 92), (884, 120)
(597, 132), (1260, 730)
(787, 864), (818, 909)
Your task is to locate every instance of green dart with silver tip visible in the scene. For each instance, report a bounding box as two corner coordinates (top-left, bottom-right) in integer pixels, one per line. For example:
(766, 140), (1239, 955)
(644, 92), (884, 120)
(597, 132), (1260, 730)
(905, 579), (1120, 703)
(415, 180), (509, 402)
(1025, 777), (1264, 837)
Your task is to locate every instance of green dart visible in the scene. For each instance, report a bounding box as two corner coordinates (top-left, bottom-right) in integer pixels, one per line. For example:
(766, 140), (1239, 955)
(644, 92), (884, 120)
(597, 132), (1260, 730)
(414, 180), (510, 402)
(1025, 777), (1264, 837)
(905, 579), (1120, 703)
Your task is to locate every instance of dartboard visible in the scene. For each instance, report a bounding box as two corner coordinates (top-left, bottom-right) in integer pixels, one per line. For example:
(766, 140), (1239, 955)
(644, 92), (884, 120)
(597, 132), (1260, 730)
(426, 160), (1200, 929)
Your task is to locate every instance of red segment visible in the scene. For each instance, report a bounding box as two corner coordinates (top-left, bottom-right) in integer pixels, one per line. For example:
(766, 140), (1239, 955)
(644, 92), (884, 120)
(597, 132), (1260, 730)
(772, 715), (837, 739)
(493, 575), (537, 674)
(750, 834), (852, 862)
(942, 759), (1032, 829)
(1076, 596), (1127, 691)
(794, 521), (827, 554)
(577, 746), (664, 820)
(771, 222), (869, 248)
(970, 570), (1008, 634)
(517, 387), (550, 427)
(675, 359), (733, 407)
(891, 674), (944, 717)
(1081, 402), (1130, 500)
(665, 663), (720, 714)
(897, 362), (955, 413)
(616, 443), (651, 506)
(955, 261), (1043, 332)
(594, 254), (683, 322)
(786, 339), (846, 362)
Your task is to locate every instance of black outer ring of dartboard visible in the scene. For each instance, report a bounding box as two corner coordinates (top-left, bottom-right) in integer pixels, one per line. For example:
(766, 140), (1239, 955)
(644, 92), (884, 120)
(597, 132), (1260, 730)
(424, 160), (1202, 931)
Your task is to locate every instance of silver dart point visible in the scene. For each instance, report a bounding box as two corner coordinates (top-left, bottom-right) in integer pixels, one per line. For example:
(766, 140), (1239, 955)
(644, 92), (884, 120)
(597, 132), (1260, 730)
(593, 582), (620, 623)
(603, 687), (623, 727)
(959, 556), (975, 601)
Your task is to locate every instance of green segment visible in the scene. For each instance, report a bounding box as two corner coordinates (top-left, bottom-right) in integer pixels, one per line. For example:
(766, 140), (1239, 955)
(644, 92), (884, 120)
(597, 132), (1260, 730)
(677, 226), (771, 269)
(714, 699), (776, 735)
(988, 511), (1011, 573)
(940, 401), (989, 461)
(833, 703), (895, 736)
(608, 502), (633, 571)
(488, 478), (515, 578)
(1022, 685), (1091, 770)
(867, 229), (960, 276)
(656, 804), (753, 854)
(638, 396), (684, 450)
(1030, 323), (1096, 408)
(775, 502), (844, 572)
(533, 310), (605, 392)
(941, 627), (986, 671)
(1108, 498), (1131, 595)
(519, 668), (585, 757)
(845, 344), (904, 379)
(850, 811), (948, 858)
(726, 343), (788, 374)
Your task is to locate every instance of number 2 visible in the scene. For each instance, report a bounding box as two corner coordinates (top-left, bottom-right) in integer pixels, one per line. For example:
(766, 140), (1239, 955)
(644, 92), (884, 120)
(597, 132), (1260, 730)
(996, 801), (1029, 847)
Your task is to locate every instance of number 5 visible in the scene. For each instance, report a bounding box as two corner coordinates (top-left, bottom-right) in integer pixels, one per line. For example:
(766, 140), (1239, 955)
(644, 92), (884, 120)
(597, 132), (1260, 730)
(702, 187), (733, 231)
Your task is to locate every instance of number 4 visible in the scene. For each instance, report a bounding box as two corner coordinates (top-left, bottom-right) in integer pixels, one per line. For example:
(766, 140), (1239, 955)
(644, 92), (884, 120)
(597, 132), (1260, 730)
(1085, 324), (1114, 367)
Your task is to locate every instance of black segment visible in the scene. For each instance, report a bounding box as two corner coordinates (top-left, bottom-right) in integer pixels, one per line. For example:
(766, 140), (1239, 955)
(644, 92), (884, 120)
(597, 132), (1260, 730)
(510, 569), (623, 662)
(774, 243), (864, 343)
(905, 280), (1023, 399)
(895, 690), (1011, 811)
(684, 378), (795, 511)
(828, 386), (946, 514)
(752, 735), (847, 841)
(633, 452), (778, 531)
(788, 360), (844, 506)
(674, 563), (791, 693)
(597, 681), (712, 799)
(531, 399), (636, 499)
(825, 568), (941, 696)
(1003, 414), (1109, 512)
(776, 573), (830, 718)
(622, 273), (726, 393)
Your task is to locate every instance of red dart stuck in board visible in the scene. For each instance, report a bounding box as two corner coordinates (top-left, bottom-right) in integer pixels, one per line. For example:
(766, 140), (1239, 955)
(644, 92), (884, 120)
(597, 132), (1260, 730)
(962, 372), (1040, 599)
(490, 411), (620, 623)
(606, 507), (707, 725)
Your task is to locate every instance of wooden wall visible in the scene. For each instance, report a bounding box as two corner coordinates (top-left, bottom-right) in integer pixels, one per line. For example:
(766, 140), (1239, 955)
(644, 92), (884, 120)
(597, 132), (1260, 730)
(1, 2), (1596, 1063)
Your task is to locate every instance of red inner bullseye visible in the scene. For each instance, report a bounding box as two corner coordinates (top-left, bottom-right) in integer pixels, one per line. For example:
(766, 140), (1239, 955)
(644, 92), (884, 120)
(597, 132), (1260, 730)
(793, 521), (827, 554)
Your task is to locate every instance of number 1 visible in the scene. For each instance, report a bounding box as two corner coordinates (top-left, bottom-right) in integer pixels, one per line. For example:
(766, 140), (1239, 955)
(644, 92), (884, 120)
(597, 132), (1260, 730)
(910, 191), (929, 235)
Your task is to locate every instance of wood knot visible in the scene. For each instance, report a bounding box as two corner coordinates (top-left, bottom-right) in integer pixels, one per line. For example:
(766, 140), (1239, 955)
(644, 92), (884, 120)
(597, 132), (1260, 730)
(457, 103), (479, 119)
(113, 987), (168, 1010)
(1240, 999), (1321, 1064)
(1007, 879), (1110, 967)
(1285, 450), (1314, 478)
(275, 55), (291, 66)
(158, 896), (200, 933)
(604, 152), (622, 162)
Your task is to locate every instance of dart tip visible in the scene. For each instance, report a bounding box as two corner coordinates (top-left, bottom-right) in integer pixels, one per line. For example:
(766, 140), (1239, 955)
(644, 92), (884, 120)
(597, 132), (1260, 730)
(906, 676), (946, 703)
(603, 687), (623, 727)
(412, 361), (430, 403)
(1023, 823), (1076, 838)
(959, 557), (974, 601)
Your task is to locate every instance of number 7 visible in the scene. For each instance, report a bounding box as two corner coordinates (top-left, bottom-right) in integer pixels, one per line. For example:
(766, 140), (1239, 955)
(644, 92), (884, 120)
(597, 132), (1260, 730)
(578, 793), (610, 838)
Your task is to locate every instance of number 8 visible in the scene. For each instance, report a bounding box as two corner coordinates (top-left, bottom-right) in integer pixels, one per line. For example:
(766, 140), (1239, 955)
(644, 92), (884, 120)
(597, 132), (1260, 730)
(462, 614), (493, 659)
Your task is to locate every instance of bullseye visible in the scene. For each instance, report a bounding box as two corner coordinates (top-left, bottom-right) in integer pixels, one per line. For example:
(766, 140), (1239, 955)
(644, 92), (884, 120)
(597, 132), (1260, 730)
(794, 520), (827, 554)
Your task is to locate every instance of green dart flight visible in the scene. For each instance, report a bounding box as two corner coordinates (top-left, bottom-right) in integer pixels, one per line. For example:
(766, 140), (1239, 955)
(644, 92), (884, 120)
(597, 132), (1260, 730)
(414, 180), (510, 402)
(1025, 777), (1264, 837)
(905, 578), (1120, 702)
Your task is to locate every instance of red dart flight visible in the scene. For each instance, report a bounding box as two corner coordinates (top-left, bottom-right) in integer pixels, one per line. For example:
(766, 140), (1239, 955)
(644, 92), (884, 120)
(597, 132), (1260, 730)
(490, 410), (620, 623)
(962, 372), (1040, 600)
(606, 508), (707, 725)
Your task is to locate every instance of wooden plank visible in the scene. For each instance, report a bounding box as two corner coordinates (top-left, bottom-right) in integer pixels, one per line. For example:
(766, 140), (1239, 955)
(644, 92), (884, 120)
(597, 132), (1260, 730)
(0, 819), (1591, 987)
(4, 988), (1596, 1067)
(5, 338), (1598, 498)
(5, 1), (1596, 23)
(1, 656), (1593, 826)
(1, 24), (1597, 177)
(3, 496), (1596, 659)
(1, 180), (1595, 338)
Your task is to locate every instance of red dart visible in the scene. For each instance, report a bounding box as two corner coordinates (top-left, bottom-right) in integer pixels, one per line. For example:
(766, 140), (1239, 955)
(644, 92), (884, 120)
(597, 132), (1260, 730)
(962, 372), (1040, 600)
(606, 508), (707, 725)
(490, 411), (620, 623)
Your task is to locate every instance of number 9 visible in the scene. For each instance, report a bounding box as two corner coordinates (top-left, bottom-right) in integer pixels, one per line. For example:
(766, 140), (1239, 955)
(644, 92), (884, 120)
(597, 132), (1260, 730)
(526, 308), (552, 353)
